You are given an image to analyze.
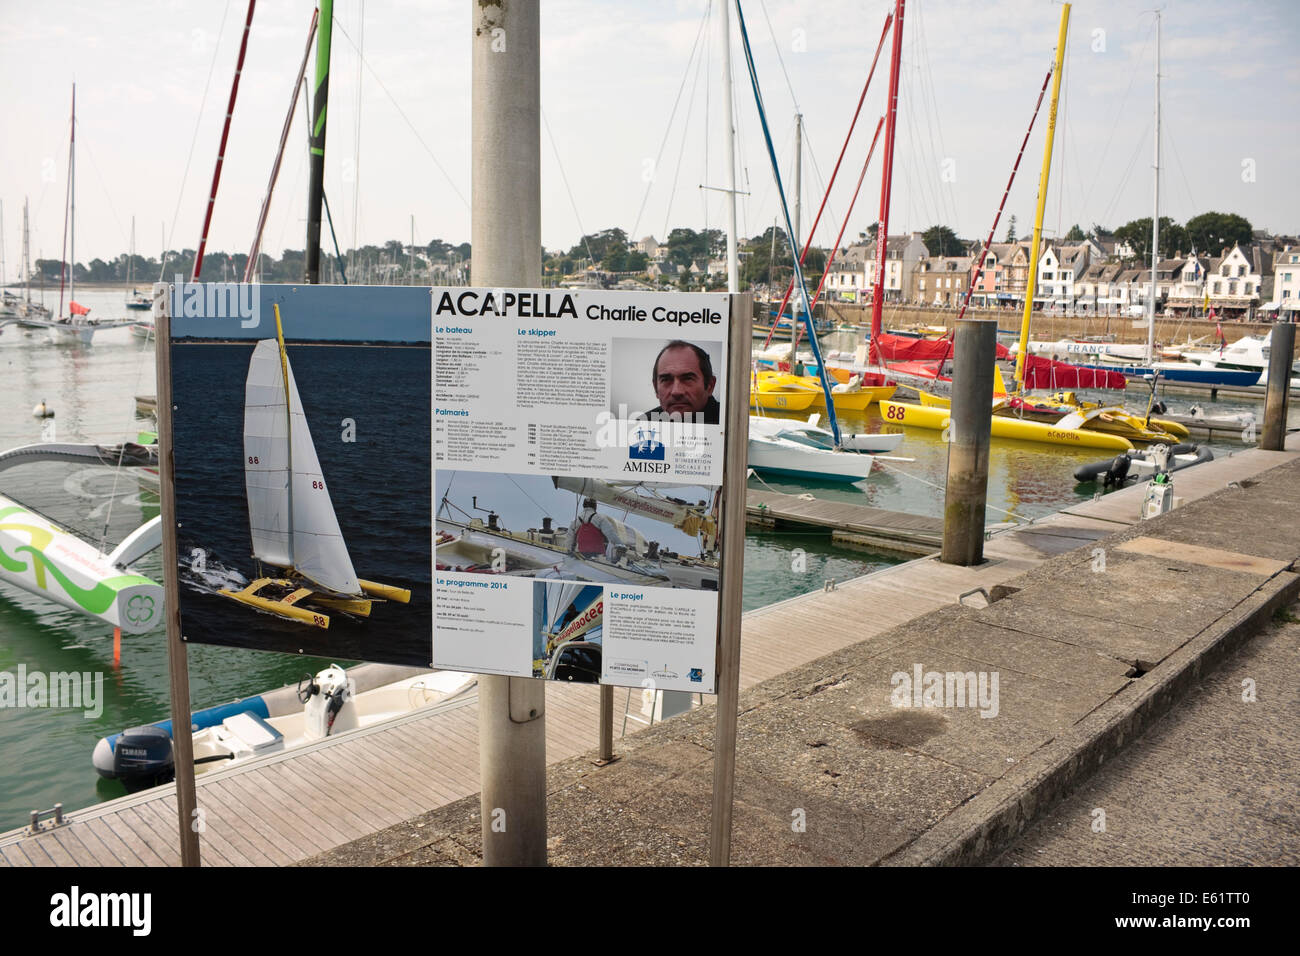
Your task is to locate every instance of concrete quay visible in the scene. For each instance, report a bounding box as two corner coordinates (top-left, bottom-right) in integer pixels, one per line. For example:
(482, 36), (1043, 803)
(306, 440), (1300, 867)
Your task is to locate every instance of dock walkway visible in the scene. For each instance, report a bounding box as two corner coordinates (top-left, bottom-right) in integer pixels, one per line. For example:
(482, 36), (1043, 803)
(745, 488), (944, 555)
(4, 440), (1296, 866)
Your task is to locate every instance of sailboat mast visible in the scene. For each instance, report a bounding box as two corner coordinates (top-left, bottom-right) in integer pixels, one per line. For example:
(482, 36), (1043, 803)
(720, 0), (738, 293)
(23, 199), (30, 307)
(792, 113), (802, 250)
(1013, 4), (1070, 391)
(69, 83), (76, 312)
(304, 0), (334, 284)
(791, 112), (803, 324)
(194, 0), (256, 281)
(868, 0), (905, 359)
(1147, 11), (1161, 364)
(273, 303), (294, 552)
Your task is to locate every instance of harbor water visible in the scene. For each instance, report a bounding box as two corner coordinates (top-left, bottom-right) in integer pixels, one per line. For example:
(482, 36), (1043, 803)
(0, 286), (1289, 831)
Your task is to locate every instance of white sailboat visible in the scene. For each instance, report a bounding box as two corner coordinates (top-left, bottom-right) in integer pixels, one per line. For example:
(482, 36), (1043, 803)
(40, 86), (132, 345)
(219, 304), (410, 628)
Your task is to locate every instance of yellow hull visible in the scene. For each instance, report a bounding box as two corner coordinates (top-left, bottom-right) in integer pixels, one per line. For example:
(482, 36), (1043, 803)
(879, 400), (1135, 450)
(219, 574), (411, 628)
(919, 389), (1187, 443)
(219, 578), (333, 629)
(359, 579), (412, 603)
(753, 372), (895, 410)
(749, 388), (817, 411)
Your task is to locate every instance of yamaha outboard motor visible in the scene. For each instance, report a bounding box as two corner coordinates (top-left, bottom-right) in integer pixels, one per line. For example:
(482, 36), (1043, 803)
(111, 725), (175, 791)
(1104, 454), (1131, 488)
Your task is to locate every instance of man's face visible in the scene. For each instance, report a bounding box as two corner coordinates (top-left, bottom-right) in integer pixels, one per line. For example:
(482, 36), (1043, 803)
(654, 346), (716, 417)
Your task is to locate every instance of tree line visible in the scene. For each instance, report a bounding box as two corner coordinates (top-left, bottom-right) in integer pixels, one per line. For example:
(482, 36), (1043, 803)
(16, 211), (1260, 290)
(921, 211), (1256, 261)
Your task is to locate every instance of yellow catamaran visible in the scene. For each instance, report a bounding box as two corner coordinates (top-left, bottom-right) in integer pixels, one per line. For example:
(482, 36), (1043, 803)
(878, 4), (1186, 452)
(220, 305), (409, 628)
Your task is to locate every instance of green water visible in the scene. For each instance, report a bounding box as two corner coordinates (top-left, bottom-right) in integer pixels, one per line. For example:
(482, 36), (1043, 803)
(0, 290), (1283, 831)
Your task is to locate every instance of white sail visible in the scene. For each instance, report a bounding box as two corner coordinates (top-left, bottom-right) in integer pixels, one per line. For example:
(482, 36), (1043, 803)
(285, 354), (360, 595)
(244, 340), (293, 568)
(546, 582), (587, 635)
(243, 338), (360, 596)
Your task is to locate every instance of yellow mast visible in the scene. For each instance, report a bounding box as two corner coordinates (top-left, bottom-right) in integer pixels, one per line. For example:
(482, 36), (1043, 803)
(1014, 3), (1071, 392)
(273, 303), (294, 560)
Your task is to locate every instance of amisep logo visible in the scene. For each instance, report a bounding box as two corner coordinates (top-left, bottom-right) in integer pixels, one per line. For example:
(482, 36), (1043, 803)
(170, 277), (259, 328)
(50, 886), (151, 936)
(627, 422), (666, 461)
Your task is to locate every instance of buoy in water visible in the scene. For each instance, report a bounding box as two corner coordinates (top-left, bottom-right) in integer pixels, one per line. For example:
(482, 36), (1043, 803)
(32, 401), (55, 418)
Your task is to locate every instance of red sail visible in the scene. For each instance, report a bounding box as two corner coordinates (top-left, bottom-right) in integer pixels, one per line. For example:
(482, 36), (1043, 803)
(873, 331), (1012, 363)
(69, 301), (90, 316)
(1021, 354), (1127, 390)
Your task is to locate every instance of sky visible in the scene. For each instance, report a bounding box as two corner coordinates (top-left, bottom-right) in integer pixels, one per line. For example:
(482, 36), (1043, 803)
(2, 0), (1297, 275)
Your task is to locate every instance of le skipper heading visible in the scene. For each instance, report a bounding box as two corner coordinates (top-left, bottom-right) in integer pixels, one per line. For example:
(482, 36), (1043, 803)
(434, 290), (722, 326)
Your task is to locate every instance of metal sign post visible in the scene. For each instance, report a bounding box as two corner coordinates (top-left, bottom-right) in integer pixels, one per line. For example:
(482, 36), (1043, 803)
(472, 0), (547, 867)
(709, 292), (752, 866)
(153, 283), (201, 867)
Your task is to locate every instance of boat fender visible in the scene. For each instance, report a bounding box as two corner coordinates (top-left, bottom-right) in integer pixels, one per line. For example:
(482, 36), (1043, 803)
(1073, 458), (1115, 482)
(108, 725), (175, 789)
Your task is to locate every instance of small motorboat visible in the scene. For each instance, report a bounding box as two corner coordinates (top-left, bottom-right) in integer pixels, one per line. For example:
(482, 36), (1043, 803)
(748, 413), (905, 483)
(93, 664), (477, 789)
(1073, 442), (1214, 489)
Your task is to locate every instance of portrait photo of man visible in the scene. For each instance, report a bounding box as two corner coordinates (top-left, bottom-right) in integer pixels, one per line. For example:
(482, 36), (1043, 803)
(643, 340), (720, 424)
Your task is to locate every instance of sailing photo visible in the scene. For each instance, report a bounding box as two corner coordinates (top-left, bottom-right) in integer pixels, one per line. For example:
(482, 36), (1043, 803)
(435, 469), (721, 591)
(532, 582), (603, 682)
(167, 284), (433, 665)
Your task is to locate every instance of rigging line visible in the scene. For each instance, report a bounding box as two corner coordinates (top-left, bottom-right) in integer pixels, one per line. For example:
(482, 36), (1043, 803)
(57, 97), (70, 320)
(629, 3), (711, 241)
(899, 73), (940, 235)
(662, 23), (710, 240)
(162, 0), (232, 281)
(1097, 118), (1152, 231)
(789, 117), (885, 355)
(913, 0), (958, 231)
(764, 12), (892, 346)
(1079, 21), (1154, 221)
(506, 476), (552, 518)
(78, 139), (129, 254)
(869, 455), (1029, 522)
(756, 0), (800, 114)
(801, 125), (843, 255)
(956, 66), (1052, 322)
(331, 17), (468, 210)
(736, 0), (842, 446)
(1163, 119), (1199, 225)
(541, 108), (595, 266)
